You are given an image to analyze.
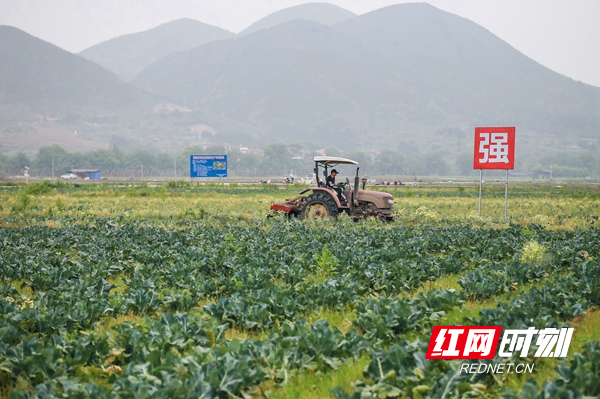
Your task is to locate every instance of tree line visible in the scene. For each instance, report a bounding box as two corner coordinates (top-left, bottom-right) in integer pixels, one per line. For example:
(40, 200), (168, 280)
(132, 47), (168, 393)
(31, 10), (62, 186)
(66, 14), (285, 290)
(0, 143), (598, 179)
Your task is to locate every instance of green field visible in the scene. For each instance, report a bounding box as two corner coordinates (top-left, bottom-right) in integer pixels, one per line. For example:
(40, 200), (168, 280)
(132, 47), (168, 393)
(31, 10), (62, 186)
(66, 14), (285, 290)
(0, 182), (599, 398)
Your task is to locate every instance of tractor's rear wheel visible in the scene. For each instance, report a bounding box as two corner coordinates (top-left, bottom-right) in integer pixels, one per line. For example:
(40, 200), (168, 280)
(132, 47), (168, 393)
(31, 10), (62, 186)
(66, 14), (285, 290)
(301, 194), (338, 220)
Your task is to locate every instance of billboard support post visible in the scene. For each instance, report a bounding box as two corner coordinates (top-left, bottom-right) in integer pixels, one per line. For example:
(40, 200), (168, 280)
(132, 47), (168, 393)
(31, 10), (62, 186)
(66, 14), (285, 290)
(505, 170), (509, 222)
(478, 170), (482, 216)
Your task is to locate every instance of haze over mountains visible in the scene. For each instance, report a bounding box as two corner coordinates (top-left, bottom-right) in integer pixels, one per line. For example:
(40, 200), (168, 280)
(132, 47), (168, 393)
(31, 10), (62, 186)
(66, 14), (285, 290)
(0, 26), (152, 108)
(238, 2), (356, 36)
(79, 19), (234, 82)
(0, 2), (598, 163)
(132, 3), (599, 151)
(0, 25), (165, 153)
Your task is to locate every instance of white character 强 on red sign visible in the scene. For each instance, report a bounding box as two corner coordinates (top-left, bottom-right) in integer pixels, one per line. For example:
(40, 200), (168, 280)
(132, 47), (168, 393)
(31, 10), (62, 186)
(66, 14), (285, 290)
(473, 127), (516, 170)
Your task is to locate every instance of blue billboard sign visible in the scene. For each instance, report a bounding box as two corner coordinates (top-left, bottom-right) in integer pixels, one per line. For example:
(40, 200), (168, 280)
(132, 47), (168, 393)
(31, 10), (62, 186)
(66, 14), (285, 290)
(190, 154), (228, 178)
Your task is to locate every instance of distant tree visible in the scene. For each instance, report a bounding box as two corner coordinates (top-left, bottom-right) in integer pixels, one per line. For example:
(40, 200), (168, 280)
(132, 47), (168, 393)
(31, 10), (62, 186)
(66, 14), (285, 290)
(263, 143), (290, 175)
(538, 151), (599, 177)
(324, 145), (341, 157)
(7, 152), (31, 170)
(376, 150), (406, 175)
(455, 153), (476, 176)
(122, 150), (157, 169)
(110, 146), (125, 164)
(32, 145), (70, 171)
(405, 154), (425, 176)
(288, 142), (307, 158)
(154, 153), (174, 170)
(88, 149), (122, 169)
(0, 153), (8, 174)
(550, 166), (590, 178)
(64, 152), (90, 169)
(228, 149), (263, 177)
(423, 152), (452, 176)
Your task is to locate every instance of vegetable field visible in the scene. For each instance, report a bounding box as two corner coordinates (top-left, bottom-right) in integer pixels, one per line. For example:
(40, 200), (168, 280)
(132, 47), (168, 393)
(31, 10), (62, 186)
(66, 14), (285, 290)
(0, 182), (599, 398)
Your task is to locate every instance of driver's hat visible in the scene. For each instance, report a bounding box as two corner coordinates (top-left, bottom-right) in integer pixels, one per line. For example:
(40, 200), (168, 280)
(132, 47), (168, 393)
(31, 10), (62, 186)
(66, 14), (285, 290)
(331, 169), (339, 174)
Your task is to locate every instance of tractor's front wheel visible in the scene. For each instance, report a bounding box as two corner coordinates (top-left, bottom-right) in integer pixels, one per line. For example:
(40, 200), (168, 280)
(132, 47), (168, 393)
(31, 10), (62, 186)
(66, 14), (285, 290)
(300, 194), (338, 220)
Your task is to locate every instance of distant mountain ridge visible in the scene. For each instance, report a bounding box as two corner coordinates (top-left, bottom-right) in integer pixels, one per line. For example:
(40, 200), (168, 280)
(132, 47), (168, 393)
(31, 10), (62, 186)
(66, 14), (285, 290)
(0, 25), (152, 108)
(333, 3), (598, 124)
(1, 3), (599, 158)
(238, 2), (356, 36)
(131, 3), (600, 152)
(79, 18), (234, 81)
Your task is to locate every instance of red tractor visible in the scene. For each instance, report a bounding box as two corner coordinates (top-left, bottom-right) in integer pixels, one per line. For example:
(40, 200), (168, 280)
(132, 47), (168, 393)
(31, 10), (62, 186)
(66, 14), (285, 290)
(271, 156), (395, 221)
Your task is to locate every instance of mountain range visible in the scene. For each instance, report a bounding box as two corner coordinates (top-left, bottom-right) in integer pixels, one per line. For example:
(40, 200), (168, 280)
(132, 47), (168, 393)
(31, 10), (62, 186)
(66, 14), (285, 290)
(79, 18), (234, 82)
(0, 2), (598, 161)
(0, 25), (152, 108)
(238, 2), (356, 36)
(131, 3), (600, 153)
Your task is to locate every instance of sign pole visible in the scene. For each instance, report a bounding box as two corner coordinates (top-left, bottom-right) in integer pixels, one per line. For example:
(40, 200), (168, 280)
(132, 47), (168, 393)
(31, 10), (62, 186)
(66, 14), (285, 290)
(504, 170), (508, 222)
(478, 169), (482, 216)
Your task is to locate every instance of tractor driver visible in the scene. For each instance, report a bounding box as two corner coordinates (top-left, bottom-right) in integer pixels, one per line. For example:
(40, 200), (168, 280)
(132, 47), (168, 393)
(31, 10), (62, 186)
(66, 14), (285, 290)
(326, 169), (345, 204)
(326, 169), (338, 189)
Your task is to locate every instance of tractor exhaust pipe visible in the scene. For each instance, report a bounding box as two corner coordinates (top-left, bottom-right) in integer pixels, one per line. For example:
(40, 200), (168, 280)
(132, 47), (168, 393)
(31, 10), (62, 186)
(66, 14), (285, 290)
(353, 167), (360, 206)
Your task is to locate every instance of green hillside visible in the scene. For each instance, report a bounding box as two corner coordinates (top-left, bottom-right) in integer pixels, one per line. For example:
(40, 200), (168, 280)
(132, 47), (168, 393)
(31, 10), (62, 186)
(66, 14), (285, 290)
(79, 18), (234, 81)
(334, 3), (600, 133)
(0, 25), (217, 155)
(0, 25), (153, 108)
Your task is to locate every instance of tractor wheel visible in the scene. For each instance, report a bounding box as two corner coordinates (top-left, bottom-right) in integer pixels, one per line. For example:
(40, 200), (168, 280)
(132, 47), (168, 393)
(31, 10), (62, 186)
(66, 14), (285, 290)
(301, 194), (338, 220)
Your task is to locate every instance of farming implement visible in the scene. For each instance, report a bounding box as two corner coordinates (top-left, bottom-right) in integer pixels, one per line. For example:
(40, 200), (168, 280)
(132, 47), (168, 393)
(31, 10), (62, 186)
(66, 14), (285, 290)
(270, 156), (395, 221)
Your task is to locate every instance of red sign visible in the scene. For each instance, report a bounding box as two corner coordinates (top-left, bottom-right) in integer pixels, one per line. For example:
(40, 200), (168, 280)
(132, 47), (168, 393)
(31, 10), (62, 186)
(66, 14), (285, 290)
(473, 127), (515, 169)
(425, 326), (503, 359)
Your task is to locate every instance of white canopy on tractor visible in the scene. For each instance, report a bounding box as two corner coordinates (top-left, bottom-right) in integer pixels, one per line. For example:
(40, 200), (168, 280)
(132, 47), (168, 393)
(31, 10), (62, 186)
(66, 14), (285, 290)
(313, 156), (359, 166)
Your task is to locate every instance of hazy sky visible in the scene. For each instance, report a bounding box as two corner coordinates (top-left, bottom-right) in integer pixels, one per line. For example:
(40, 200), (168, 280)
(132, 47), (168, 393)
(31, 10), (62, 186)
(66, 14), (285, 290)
(1, 0), (599, 87)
